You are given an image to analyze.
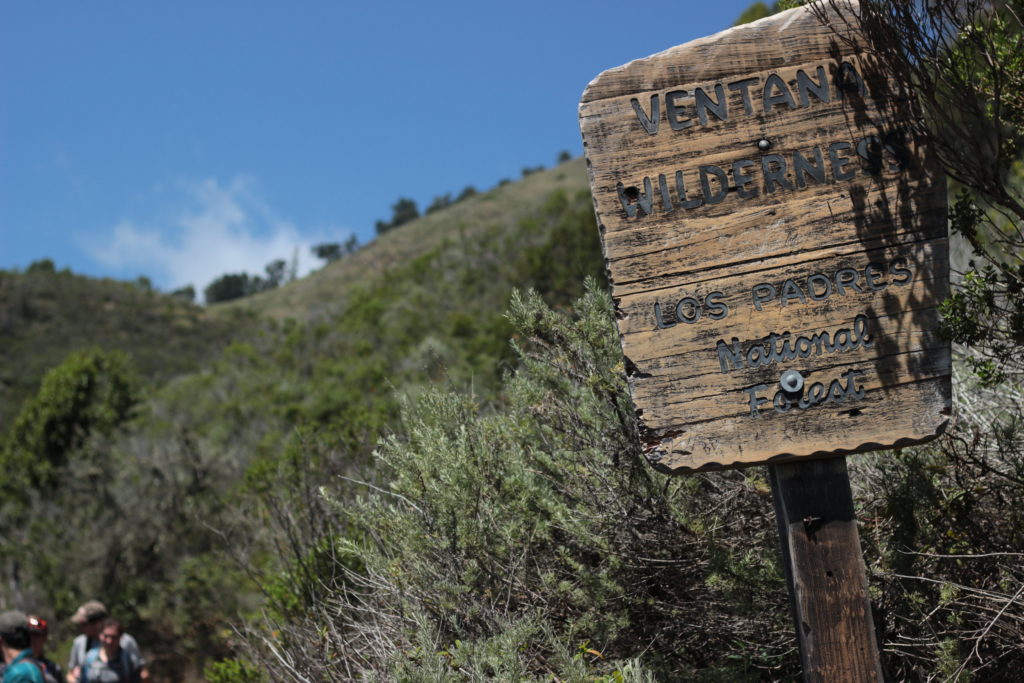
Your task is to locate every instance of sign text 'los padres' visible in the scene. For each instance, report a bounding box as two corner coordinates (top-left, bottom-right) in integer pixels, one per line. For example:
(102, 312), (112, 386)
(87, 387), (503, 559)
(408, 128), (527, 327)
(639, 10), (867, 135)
(579, 3), (951, 472)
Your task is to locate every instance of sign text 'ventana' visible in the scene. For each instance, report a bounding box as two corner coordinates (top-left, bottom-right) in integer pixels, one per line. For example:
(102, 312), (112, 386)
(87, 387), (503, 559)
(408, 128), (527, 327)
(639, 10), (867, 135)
(579, 3), (951, 472)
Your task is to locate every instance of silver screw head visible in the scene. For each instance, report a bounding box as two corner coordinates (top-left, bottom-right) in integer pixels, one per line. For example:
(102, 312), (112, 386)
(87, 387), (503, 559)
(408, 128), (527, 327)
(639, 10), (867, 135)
(757, 138), (771, 151)
(780, 369), (804, 393)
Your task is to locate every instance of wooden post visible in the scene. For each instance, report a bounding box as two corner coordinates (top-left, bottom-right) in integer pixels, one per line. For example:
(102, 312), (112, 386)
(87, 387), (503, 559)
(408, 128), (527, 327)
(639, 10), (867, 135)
(769, 457), (882, 682)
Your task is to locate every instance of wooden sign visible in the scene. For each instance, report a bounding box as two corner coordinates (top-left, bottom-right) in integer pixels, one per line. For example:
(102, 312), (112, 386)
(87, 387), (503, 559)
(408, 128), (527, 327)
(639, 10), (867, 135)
(579, 3), (951, 472)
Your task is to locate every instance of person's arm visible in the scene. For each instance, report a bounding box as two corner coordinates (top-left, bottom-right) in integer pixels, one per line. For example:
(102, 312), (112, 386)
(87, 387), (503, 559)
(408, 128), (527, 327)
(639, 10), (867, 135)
(119, 636), (143, 666)
(128, 652), (143, 683)
(120, 635), (147, 680)
(66, 637), (83, 679)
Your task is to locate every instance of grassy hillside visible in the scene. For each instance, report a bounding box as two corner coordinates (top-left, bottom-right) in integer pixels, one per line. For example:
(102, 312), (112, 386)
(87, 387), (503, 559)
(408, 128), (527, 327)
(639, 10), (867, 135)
(0, 264), (257, 432)
(0, 157), (608, 679)
(0, 159), (592, 432)
(193, 158), (603, 438)
(220, 157), (591, 322)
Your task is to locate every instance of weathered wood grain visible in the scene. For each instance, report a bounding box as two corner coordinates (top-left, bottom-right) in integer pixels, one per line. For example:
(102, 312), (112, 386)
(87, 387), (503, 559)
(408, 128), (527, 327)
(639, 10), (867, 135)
(579, 2), (950, 471)
(770, 457), (883, 681)
(644, 375), (950, 472)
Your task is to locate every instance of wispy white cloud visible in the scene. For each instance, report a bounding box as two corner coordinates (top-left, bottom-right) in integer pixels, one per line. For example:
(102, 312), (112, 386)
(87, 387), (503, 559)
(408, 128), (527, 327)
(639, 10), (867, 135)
(87, 176), (348, 300)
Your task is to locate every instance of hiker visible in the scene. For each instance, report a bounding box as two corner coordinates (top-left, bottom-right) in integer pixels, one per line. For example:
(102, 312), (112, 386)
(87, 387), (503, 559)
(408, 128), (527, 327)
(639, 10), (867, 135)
(24, 618), (59, 683)
(76, 619), (141, 683)
(0, 610), (44, 683)
(65, 603), (144, 683)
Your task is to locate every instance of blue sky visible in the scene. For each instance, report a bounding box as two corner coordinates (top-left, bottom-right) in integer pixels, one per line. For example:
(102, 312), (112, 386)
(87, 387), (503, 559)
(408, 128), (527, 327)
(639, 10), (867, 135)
(1, 0), (757, 294)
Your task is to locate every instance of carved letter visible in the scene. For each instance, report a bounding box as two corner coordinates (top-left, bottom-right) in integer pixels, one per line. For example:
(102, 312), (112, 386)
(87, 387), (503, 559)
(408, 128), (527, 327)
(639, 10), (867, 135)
(751, 283), (777, 311)
(763, 73), (797, 111)
(793, 147), (826, 188)
(705, 291), (729, 320)
(744, 384), (770, 417)
(631, 95), (660, 135)
(616, 178), (654, 218)
(653, 302), (676, 329)
(762, 154), (793, 193)
(658, 174), (674, 213)
(728, 77), (759, 115)
(864, 262), (888, 290)
(695, 84), (728, 125)
(889, 257), (913, 285)
(732, 159), (758, 199)
(807, 273), (833, 300)
(676, 297), (702, 323)
(829, 141), (855, 181)
(835, 267), (863, 295)
(699, 165), (730, 204)
(718, 339), (745, 373)
(675, 170), (704, 209)
(796, 65), (831, 107)
(665, 90), (692, 131)
(780, 279), (808, 306)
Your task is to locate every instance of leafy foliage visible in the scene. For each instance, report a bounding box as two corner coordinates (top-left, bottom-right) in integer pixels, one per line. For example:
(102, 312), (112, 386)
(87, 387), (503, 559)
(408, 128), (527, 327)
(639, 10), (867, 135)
(1, 348), (138, 493)
(207, 7), (1024, 679)
(204, 259), (295, 304)
(804, 3), (1024, 676)
(1, 346), (263, 675)
(456, 185), (477, 202)
(224, 284), (1024, 681)
(1, 165), (611, 676)
(204, 658), (263, 683)
(814, 0), (1024, 386)
(733, 1), (799, 26)
(375, 197), (420, 234)
(227, 285), (795, 680)
(204, 273), (258, 304)
(0, 266), (252, 431)
(426, 193), (453, 214)
(312, 242), (343, 263)
(521, 165), (545, 178)
(851, 372), (1024, 681)
(311, 236), (359, 265)
(734, 2), (775, 24)
(5, 63), (1023, 676)
(171, 284), (196, 303)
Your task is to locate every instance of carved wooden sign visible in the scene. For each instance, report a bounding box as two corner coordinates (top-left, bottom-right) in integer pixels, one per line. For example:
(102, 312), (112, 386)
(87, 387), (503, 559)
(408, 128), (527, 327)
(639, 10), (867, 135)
(579, 3), (951, 472)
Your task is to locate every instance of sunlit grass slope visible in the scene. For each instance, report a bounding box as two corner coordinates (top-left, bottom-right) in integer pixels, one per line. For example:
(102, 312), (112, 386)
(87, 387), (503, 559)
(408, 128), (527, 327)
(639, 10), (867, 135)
(218, 157), (591, 322)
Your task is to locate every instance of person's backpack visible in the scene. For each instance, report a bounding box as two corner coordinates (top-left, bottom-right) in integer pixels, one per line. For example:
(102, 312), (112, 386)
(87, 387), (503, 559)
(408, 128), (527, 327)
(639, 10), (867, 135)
(2, 652), (47, 682)
(80, 647), (135, 683)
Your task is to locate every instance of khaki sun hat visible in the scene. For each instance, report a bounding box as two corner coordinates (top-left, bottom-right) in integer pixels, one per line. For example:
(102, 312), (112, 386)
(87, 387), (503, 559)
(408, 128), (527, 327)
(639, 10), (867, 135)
(70, 600), (108, 625)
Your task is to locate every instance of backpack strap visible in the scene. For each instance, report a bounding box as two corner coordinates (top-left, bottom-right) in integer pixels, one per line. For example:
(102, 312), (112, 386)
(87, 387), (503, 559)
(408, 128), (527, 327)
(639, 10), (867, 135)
(120, 648), (134, 677)
(81, 648), (100, 683)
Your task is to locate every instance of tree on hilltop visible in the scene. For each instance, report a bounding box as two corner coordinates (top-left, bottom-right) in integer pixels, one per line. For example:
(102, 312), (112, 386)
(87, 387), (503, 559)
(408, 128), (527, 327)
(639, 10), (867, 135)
(376, 197), (420, 234)
(312, 242), (343, 263)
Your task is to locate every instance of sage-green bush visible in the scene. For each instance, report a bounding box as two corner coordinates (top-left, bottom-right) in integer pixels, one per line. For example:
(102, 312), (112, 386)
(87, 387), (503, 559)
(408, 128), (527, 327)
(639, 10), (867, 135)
(231, 284), (793, 680)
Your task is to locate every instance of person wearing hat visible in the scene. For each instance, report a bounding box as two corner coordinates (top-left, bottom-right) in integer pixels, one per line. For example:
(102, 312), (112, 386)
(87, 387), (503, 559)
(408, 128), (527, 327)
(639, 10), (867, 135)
(77, 619), (141, 683)
(0, 610), (44, 683)
(65, 603), (143, 683)
(26, 617), (60, 683)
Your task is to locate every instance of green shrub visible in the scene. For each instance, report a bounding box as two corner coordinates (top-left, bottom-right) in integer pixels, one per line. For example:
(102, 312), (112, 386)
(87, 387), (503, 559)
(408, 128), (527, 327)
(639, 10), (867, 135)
(228, 284), (792, 680)
(205, 658), (263, 683)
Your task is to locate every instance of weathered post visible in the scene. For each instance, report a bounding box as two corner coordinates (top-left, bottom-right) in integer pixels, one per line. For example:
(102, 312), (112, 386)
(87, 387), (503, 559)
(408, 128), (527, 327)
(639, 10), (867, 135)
(770, 457), (882, 680)
(578, 3), (951, 679)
